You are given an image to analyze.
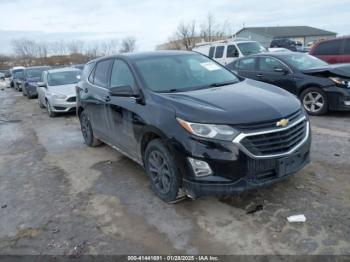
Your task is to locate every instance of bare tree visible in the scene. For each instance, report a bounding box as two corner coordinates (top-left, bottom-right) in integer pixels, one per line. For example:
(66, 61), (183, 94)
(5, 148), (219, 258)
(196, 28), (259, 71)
(119, 37), (136, 53)
(176, 20), (197, 50)
(200, 13), (226, 42)
(11, 38), (38, 66)
(85, 42), (100, 59)
(67, 40), (84, 54)
(100, 39), (119, 56)
(50, 40), (68, 56)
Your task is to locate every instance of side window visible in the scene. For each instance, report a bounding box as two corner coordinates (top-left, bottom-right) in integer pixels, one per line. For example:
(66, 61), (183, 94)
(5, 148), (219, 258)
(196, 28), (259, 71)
(208, 47), (215, 58)
(227, 45), (238, 58)
(259, 57), (286, 72)
(110, 60), (135, 88)
(343, 39), (350, 55)
(40, 72), (45, 82)
(313, 40), (341, 55)
(238, 58), (256, 70)
(215, 46), (224, 58)
(226, 61), (238, 71)
(93, 59), (113, 87)
(88, 67), (95, 83)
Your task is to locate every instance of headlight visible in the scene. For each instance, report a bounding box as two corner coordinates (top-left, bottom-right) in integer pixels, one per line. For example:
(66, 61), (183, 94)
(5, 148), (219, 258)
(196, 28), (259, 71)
(49, 92), (67, 99)
(329, 77), (350, 88)
(176, 118), (239, 141)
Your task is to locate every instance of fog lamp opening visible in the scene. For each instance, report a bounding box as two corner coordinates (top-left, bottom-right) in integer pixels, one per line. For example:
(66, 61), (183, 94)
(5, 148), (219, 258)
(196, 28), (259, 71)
(188, 157), (212, 177)
(344, 101), (350, 106)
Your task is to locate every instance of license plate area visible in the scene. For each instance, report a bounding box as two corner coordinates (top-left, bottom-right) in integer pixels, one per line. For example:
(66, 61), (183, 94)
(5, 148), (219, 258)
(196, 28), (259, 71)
(278, 154), (303, 177)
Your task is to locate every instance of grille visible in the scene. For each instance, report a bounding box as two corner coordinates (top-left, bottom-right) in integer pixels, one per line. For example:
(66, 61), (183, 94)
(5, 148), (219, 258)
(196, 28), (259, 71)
(235, 109), (302, 131)
(240, 119), (307, 156)
(66, 96), (76, 102)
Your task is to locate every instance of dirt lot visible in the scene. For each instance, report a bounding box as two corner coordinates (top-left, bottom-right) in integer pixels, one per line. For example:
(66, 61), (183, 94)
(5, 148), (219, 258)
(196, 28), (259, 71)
(0, 84), (349, 255)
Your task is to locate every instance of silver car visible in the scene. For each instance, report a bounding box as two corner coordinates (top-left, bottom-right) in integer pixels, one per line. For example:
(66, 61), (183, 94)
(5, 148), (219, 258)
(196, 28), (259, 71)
(37, 68), (81, 117)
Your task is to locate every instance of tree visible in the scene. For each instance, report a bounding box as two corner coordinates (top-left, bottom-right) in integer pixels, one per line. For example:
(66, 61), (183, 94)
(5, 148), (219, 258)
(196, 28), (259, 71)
(119, 37), (136, 53)
(200, 13), (225, 42)
(11, 38), (38, 66)
(176, 20), (197, 50)
(67, 40), (84, 55)
(100, 39), (119, 56)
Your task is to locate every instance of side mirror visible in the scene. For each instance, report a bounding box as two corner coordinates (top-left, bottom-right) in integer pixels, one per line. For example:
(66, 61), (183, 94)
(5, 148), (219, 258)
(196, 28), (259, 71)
(37, 82), (46, 88)
(274, 68), (288, 74)
(234, 51), (239, 57)
(109, 85), (136, 97)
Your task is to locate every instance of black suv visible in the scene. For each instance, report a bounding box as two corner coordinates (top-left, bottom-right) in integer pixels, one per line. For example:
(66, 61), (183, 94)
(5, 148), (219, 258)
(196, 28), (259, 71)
(77, 51), (311, 202)
(270, 38), (303, 52)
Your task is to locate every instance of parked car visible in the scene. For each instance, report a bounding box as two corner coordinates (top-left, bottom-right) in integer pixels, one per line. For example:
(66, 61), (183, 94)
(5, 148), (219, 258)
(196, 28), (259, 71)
(22, 66), (51, 98)
(0, 72), (4, 80)
(226, 52), (350, 115)
(77, 51), (311, 202)
(309, 36), (350, 64)
(13, 71), (25, 91)
(193, 39), (266, 66)
(270, 38), (303, 52)
(10, 66), (25, 88)
(37, 68), (81, 117)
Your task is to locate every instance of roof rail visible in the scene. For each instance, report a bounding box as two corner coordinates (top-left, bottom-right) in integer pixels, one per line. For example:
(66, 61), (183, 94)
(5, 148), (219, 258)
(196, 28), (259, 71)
(194, 37), (252, 47)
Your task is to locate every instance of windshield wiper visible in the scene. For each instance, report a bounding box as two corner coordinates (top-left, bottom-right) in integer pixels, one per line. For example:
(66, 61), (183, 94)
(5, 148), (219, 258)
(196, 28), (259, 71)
(209, 80), (237, 87)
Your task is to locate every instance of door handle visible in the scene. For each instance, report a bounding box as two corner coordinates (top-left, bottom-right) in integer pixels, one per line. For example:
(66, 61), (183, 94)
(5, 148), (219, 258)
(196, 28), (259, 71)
(104, 95), (111, 102)
(257, 74), (263, 77)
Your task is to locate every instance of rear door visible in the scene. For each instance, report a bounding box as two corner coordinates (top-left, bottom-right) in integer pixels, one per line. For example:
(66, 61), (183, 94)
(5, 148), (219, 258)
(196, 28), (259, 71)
(85, 58), (114, 142)
(256, 56), (297, 94)
(106, 59), (139, 158)
(312, 39), (342, 64)
(235, 57), (258, 80)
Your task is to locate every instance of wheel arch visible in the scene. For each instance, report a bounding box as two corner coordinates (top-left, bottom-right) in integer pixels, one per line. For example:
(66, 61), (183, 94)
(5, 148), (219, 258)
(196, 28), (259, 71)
(297, 83), (323, 97)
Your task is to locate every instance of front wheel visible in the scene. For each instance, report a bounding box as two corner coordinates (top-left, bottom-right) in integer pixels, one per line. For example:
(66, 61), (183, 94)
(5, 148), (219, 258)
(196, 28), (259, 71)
(46, 100), (56, 117)
(79, 110), (102, 147)
(300, 87), (328, 116)
(144, 139), (180, 203)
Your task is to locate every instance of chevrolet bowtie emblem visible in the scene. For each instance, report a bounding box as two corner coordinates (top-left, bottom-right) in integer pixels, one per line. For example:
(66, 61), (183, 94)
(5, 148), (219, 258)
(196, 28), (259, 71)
(276, 119), (289, 127)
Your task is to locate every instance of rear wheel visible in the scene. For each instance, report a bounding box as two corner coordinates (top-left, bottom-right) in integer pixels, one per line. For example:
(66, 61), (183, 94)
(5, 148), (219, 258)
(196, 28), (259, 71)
(300, 87), (328, 116)
(144, 139), (180, 203)
(79, 110), (101, 147)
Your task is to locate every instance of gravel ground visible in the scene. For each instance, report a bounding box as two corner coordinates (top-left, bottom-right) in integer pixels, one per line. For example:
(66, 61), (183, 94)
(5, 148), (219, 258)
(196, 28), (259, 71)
(0, 85), (349, 255)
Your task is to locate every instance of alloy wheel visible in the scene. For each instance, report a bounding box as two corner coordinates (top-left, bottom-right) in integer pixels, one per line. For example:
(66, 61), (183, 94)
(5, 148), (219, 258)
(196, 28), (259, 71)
(147, 150), (172, 195)
(303, 91), (324, 113)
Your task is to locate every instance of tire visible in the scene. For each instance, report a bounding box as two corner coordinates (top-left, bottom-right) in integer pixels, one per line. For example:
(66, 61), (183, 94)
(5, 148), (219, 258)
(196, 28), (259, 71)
(300, 87), (328, 116)
(79, 110), (102, 147)
(46, 100), (56, 117)
(38, 98), (45, 109)
(144, 139), (180, 203)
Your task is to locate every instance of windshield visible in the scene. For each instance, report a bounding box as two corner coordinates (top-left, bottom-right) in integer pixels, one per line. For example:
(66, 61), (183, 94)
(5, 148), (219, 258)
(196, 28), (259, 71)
(237, 42), (266, 56)
(48, 71), (81, 86)
(13, 71), (24, 79)
(134, 54), (239, 93)
(284, 53), (328, 70)
(26, 68), (48, 78)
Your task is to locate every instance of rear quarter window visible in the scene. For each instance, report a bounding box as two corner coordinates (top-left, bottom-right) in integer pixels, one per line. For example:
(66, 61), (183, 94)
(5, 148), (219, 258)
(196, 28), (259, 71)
(343, 39), (350, 55)
(313, 40), (341, 55)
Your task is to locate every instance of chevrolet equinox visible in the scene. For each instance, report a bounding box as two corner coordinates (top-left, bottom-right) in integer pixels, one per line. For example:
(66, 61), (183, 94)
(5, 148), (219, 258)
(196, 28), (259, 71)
(77, 51), (311, 202)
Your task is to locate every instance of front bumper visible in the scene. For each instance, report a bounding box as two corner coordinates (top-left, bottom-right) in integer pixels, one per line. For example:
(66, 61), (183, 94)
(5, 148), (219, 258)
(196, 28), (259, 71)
(171, 118), (311, 198)
(25, 84), (38, 97)
(50, 98), (76, 113)
(324, 85), (350, 111)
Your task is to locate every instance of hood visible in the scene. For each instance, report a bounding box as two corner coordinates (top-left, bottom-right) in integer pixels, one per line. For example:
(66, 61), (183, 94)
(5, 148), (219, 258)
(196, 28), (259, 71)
(26, 76), (41, 83)
(48, 83), (76, 96)
(302, 63), (350, 78)
(156, 79), (301, 125)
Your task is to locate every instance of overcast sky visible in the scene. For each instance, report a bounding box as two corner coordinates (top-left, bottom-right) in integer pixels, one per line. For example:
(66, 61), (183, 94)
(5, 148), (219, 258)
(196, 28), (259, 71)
(0, 0), (349, 54)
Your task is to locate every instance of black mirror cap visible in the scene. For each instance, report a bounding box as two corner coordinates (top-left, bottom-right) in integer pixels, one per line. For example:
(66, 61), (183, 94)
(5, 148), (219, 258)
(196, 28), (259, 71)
(109, 85), (137, 97)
